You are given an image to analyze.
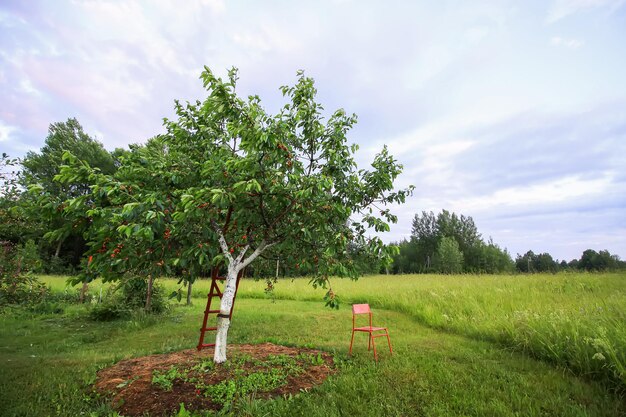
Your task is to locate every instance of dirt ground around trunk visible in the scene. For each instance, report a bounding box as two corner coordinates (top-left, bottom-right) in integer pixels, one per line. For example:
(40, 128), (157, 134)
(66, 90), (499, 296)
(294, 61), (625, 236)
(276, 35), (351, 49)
(94, 343), (336, 416)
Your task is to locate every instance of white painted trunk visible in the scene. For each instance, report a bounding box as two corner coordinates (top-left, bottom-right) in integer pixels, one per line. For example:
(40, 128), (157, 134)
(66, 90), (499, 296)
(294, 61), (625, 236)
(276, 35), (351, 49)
(210, 228), (275, 363)
(213, 264), (239, 363)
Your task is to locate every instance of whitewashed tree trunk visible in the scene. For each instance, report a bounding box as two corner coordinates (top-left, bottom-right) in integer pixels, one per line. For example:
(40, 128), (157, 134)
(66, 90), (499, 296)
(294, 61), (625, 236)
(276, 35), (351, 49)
(213, 262), (239, 363)
(212, 227), (274, 363)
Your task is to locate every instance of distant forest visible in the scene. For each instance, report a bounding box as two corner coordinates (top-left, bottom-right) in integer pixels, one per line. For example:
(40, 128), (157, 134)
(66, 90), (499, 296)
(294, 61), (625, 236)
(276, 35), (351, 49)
(390, 209), (625, 274)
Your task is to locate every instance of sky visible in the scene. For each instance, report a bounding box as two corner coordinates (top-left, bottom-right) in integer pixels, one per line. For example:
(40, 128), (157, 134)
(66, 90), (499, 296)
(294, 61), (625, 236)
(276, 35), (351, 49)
(1, 0), (625, 261)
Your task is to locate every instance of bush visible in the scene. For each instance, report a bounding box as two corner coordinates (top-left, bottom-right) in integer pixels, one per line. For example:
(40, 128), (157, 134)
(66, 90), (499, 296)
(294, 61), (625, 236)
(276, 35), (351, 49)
(42, 255), (76, 275)
(0, 241), (50, 307)
(17, 240), (42, 273)
(118, 276), (168, 314)
(89, 276), (168, 321)
(0, 272), (50, 306)
(29, 300), (65, 315)
(89, 300), (130, 321)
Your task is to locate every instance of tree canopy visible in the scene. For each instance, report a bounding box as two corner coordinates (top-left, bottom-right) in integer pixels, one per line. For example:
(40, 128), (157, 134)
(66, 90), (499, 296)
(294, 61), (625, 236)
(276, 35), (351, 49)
(20, 118), (117, 267)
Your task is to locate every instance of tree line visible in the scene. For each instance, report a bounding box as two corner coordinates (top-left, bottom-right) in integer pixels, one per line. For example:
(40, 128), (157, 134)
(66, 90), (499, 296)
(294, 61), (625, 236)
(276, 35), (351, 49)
(390, 210), (625, 274)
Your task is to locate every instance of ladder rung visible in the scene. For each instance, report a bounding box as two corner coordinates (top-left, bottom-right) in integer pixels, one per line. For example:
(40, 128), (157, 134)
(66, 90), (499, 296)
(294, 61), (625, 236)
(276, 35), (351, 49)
(199, 343), (216, 348)
(200, 327), (218, 331)
(205, 309), (220, 314)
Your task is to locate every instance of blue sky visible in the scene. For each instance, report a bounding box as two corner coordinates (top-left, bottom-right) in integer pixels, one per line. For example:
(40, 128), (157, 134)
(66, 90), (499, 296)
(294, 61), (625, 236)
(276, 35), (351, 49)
(1, 0), (625, 261)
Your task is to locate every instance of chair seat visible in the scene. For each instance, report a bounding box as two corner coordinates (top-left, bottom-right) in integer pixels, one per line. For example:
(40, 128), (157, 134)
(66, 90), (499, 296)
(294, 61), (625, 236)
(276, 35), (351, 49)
(354, 326), (387, 332)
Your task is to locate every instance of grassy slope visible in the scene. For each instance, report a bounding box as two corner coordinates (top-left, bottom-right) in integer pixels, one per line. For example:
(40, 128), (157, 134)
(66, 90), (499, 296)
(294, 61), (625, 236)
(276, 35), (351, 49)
(3, 273), (619, 417)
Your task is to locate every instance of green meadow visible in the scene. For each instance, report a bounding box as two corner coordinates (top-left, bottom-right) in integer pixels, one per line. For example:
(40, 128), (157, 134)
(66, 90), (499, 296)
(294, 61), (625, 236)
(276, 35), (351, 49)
(1, 272), (624, 416)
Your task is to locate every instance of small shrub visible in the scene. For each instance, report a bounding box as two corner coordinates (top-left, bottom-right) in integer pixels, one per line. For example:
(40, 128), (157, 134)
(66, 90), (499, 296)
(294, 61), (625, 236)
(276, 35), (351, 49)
(43, 255), (76, 275)
(89, 301), (130, 321)
(0, 272), (50, 307)
(29, 301), (65, 315)
(89, 276), (168, 321)
(152, 366), (184, 391)
(119, 277), (168, 314)
(0, 241), (49, 307)
(17, 240), (42, 273)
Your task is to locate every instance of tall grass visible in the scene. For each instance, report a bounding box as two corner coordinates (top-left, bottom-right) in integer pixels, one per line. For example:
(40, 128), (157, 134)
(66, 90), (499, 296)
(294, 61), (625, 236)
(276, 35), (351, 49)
(241, 272), (626, 391)
(40, 272), (626, 391)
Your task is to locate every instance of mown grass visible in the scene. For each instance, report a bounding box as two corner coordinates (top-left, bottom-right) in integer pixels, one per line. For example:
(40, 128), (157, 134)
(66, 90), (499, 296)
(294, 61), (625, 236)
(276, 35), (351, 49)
(1, 295), (625, 417)
(20, 272), (624, 416)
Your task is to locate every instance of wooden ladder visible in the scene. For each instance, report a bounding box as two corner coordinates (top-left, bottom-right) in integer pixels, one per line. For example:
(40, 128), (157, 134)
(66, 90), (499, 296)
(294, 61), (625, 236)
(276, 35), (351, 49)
(197, 266), (243, 351)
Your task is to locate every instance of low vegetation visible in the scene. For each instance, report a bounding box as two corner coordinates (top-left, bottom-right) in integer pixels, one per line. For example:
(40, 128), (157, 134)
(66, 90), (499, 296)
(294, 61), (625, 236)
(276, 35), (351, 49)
(0, 272), (620, 416)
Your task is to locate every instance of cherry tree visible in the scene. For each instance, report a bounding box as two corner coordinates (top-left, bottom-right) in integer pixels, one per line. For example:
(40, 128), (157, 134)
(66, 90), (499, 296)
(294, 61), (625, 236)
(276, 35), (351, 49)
(55, 67), (412, 363)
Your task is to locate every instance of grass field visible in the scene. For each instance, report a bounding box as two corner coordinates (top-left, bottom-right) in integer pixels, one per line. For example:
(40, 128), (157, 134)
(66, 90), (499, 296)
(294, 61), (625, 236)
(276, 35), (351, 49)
(1, 272), (624, 416)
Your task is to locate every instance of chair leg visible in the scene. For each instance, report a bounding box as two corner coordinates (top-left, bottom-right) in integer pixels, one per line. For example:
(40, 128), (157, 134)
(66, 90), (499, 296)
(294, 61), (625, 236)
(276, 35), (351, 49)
(386, 331), (393, 355)
(371, 333), (378, 362)
(367, 333), (371, 351)
(349, 330), (355, 355)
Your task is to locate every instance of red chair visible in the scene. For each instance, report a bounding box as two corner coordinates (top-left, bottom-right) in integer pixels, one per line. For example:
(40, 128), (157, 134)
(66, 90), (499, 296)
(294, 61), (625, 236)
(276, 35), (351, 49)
(349, 303), (392, 361)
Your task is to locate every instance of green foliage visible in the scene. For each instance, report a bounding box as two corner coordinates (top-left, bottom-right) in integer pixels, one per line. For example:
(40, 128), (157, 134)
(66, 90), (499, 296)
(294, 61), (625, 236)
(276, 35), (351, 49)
(148, 352), (306, 410)
(0, 241), (49, 306)
(202, 359), (294, 407)
(89, 277), (167, 321)
(579, 249), (621, 271)
(22, 118), (117, 272)
(21, 118), (116, 194)
(152, 366), (184, 391)
(393, 210), (513, 274)
(0, 153), (42, 243)
(17, 239), (43, 273)
(471, 240), (515, 274)
(172, 403), (194, 417)
(118, 277), (168, 313)
(0, 271), (49, 306)
(88, 300), (130, 321)
(435, 237), (464, 274)
(515, 250), (560, 273)
(297, 352), (325, 366)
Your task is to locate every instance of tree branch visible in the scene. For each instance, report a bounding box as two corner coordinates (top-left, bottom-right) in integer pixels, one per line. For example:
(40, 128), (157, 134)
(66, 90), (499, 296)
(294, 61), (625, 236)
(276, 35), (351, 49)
(240, 241), (276, 270)
(211, 220), (233, 263)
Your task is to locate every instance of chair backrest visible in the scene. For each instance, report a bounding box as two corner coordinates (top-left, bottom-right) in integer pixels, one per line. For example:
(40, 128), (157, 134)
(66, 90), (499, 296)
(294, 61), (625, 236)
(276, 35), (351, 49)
(352, 303), (371, 315)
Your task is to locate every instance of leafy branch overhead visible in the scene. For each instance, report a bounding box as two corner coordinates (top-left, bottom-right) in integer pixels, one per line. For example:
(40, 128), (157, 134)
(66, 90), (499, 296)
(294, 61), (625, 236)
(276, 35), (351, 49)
(51, 67), (413, 299)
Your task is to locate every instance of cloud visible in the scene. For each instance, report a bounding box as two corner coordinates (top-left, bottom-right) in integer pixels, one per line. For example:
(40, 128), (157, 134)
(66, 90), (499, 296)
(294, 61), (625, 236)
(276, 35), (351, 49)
(0, 120), (17, 143)
(1, 1), (626, 260)
(382, 100), (626, 259)
(546, 0), (626, 23)
(449, 173), (614, 214)
(550, 36), (584, 48)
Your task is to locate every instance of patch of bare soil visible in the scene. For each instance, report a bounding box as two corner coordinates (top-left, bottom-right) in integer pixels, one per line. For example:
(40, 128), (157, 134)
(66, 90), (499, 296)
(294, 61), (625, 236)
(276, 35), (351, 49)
(94, 343), (336, 416)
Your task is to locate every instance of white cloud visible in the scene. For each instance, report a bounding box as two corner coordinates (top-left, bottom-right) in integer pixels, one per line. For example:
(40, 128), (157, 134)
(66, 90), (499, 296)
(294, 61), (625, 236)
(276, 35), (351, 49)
(550, 36), (584, 49)
(232, 24), (301, 55)
(465, 26), (490, 44)
(449, 173), (614, 214)
(0, 121), (17, 143)
(19, 78), (42, 96)
(546, 0), (626, 23)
